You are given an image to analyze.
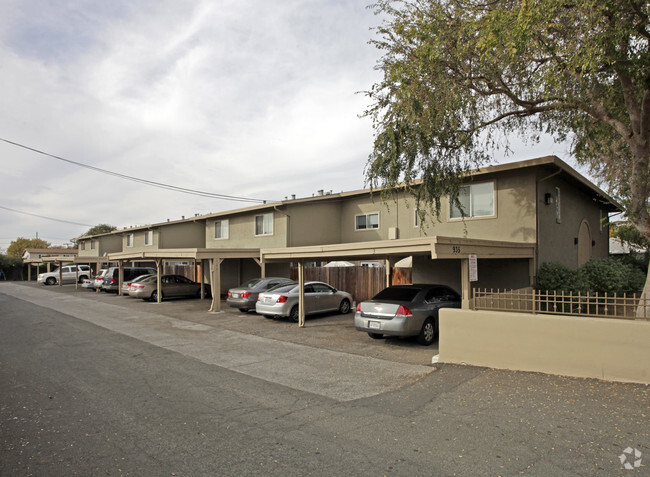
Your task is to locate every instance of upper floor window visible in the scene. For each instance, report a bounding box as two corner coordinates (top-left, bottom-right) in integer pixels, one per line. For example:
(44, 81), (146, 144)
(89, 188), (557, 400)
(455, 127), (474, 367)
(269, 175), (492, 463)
(414, 209), (420, 228)
(450, 181), (495, 219)
(255, 213), (273, 236)
(214, 219), (229, 239)
(80, 241), (86, 251)
(145, 230), (153, 246)
(356, 212), (379, 230)
(126, 233), (134, 247)
(90, 239), (96, 250)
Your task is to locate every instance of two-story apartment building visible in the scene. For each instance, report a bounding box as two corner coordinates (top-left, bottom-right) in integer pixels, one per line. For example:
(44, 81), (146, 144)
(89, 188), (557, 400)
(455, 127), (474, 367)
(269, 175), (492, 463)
(73, 156), (620, 310)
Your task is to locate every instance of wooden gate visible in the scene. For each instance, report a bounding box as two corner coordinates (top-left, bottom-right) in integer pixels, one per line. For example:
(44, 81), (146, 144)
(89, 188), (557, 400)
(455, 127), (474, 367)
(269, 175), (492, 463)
(290, 266), (412, 303)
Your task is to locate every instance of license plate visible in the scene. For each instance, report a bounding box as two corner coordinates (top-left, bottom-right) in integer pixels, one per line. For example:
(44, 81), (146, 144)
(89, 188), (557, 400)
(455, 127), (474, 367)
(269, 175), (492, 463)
(264, 297), (273, 303)
(368, 321), (381, 330)
(232, 293), (239, 298)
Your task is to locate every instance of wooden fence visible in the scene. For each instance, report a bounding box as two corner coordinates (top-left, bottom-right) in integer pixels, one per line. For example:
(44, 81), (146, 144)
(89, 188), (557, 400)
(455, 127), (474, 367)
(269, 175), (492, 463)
(289, 266), (412, 303)
(473, 287), (649, 320)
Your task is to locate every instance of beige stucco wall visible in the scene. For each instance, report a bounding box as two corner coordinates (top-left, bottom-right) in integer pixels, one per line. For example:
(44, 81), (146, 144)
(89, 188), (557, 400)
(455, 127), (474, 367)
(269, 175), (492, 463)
(536, 172), (610, 267)
(439, 308), (650, 384)
(77, 235), (122, 258)
(121, 221), (205, 252)
(205, 211), (287, 249)
(338, 169), (537, 244)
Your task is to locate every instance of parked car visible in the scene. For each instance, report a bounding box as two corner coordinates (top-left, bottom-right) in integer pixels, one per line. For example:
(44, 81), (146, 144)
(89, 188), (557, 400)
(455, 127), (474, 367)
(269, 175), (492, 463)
(255, 281), (352, 322)
(128, 274), (210, 301)
(94, 269), (108, 290)
(103, 267), (157, 293)
(226, 277), (293, 312)
(80, 278), (95, 289)
(37, 265), (91, 285)
(121, 273), (154, 296)
(354, 284), (461, 346)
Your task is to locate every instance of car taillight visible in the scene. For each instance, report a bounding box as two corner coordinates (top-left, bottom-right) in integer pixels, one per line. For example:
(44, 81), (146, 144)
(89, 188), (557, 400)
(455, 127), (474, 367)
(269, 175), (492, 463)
(396, 305), (412, 316)
(277, 295), (288, 303)
(356, 303), (361, 312)
(133, 284), (144, 289)
(110, 278), (117, 284)
(227, 291), (232, 297)
(241, 292), (251, 298)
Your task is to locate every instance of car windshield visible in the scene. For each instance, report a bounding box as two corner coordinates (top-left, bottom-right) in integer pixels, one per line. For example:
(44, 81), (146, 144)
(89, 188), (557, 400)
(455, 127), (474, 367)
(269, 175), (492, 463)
(141, 276), (157, 283)
(240, 278), (263, 289)
(372, 287), (422, 302)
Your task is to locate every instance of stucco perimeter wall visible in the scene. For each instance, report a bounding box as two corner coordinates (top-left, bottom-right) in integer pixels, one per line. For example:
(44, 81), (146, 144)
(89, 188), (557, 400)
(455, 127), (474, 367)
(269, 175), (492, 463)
(439, 308), (650, 384)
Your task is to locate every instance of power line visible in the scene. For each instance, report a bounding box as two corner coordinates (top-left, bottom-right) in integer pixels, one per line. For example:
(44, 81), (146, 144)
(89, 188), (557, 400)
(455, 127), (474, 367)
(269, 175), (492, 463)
(0, 205), (93, 227)
(0, 137), (268, 204)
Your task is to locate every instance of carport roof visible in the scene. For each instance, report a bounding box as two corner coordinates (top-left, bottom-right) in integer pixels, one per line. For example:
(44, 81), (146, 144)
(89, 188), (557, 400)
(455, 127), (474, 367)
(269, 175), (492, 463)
(107, 248), (261, 261)
(260, 236), (536, 262)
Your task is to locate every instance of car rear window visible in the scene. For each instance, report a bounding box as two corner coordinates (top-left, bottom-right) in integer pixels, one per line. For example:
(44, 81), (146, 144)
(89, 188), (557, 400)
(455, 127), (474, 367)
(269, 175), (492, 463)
(372, 287), (422, 301)
(241, 278), (262, 288)
(269, 283), (297, 293)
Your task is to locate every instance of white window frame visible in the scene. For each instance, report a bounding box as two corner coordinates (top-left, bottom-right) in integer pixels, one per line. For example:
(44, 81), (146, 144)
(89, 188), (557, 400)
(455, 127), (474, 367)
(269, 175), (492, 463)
(80, 241), (86, 251)
(214, 219), (229, 240)
(355, 212), (380, 231)
(90, 239), (96, 250)
(414, 209), (420, 228)
(255, 213), (273, 236)
(555, 187), (561, 224)
(144, 230), (153, 246)
(126, 233), (134, 247)
(449, 181), (496, 220)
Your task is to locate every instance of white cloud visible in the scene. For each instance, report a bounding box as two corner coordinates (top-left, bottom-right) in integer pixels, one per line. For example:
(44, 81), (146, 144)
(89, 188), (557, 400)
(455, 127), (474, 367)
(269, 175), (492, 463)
(0, 0), (571, 251)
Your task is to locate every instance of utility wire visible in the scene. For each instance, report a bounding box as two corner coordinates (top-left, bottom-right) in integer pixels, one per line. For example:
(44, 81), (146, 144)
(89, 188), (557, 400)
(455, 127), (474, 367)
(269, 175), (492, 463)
(0, 205), (93, 227)
(0, 137), (268, 204)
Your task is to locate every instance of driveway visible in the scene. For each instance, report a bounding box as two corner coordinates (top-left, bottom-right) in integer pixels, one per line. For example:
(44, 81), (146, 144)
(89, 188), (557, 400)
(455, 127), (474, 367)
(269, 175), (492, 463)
(1, 282), (437, 402)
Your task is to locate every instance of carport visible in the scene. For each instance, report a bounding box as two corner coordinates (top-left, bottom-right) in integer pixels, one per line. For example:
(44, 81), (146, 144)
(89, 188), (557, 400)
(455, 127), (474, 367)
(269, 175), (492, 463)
(260, 236), (536, 327)
(107, 248), (262, 311)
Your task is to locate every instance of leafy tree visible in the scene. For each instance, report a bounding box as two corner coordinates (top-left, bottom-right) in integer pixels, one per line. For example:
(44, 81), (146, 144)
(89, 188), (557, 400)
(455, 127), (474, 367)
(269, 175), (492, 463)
(364, 0), (650, 313)
(611, 221), (650, 250)
(83, 224), (117, 236)
(6, 238), (51, 258)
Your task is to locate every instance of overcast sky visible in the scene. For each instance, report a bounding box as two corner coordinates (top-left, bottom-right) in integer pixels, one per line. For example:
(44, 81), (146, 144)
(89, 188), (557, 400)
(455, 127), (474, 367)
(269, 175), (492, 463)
(0, 0), (573, 252)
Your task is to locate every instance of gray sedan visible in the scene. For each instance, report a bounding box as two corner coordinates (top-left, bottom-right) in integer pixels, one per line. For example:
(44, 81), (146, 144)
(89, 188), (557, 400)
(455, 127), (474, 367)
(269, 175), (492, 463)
(128, 274), (210, 301)
(354, 284), (461, 345)
(255, 281), (352, 322)
(226, 277), (293, 312)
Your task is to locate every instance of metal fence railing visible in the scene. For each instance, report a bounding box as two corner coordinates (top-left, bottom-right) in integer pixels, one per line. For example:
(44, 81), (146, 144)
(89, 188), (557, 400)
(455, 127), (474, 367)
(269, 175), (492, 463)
(472, 288), (649, 320)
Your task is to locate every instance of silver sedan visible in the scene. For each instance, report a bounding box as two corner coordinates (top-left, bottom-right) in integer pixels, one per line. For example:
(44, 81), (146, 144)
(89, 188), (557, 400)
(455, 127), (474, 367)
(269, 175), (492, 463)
(255, 281), (352, 322)
(128, 274), (209, 301)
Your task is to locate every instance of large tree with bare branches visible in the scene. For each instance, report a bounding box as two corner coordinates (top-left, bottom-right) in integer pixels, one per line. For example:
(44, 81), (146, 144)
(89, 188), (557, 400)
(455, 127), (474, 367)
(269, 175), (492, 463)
(364, 0), (650, 311)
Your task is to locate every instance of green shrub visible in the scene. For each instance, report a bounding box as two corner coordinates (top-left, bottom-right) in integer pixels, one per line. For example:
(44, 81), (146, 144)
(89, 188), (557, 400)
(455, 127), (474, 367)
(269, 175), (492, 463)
(536, 258), (646, 295)
(535, 262), (586, 293)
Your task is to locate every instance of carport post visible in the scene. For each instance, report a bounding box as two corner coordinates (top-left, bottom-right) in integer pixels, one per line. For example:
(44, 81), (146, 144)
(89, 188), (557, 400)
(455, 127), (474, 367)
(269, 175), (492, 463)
(155, 258), (162, 303)
(118, 260), (124, 296)
(27, 264), (31, 282)
(208, 258), (223, 312)
(298, 259), (305, 328)
(253, 258), (265, 278)
(75, 265), (79, 289)
(461, 258), (471, 309)
(199, 259), (206, 299)
(385, 258), (391, 287)
(58, 260), (63, 287)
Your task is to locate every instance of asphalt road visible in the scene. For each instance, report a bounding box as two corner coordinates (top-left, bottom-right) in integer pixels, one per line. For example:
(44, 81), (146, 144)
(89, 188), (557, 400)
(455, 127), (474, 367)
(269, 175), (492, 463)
(1, 283), (649, 476)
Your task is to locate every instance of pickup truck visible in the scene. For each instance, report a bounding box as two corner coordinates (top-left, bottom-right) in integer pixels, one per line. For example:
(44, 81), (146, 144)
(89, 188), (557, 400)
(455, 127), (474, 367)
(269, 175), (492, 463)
(37, 265), (91, 285)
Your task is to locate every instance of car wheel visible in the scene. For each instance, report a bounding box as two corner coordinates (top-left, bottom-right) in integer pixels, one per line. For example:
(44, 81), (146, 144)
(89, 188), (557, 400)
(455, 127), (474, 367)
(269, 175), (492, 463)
(45, 277), (56, 286)
(368, 332), (383, 340)
(339, 299), (351, 314)
(417, 318), (437, 346)
(289, 305), (299, 322)
(151, 290), (163, 302)
(78, 275), (88, 283)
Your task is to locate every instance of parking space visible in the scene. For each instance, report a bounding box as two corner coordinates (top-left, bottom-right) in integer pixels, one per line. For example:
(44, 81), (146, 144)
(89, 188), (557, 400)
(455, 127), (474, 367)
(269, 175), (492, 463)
(12, 282), (438, 365)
